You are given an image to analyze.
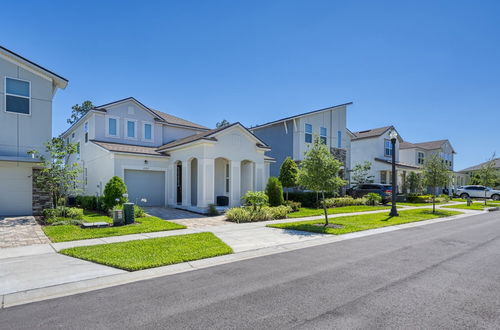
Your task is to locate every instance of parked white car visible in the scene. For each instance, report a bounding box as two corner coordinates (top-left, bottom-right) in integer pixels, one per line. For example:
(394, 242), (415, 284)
(456, 185), (500, 200)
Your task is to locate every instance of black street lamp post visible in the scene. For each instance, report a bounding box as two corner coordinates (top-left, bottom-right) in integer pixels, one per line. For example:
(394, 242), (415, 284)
(389, 129), (399, 217)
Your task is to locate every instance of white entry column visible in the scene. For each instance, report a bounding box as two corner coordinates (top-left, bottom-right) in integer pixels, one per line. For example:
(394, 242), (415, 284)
(230, 160), (241, 207)
(197, 158), (215, 208)
(181, 161), (191, 207)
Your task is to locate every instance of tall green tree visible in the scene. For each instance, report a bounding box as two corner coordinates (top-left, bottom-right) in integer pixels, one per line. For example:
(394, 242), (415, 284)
(406, 171), (424, 194)
(477, 153), (499, 205)
(103, 176), (128, 209)
(216, 119), (230, 128)
(422, 154), (451, 213)
(298, 137), (346, 226)
(67, 100), (94, 124)
(279, 157), (299, 200)
(351, 161), (374, 185)
(266, 177), (284, 206)
(28, 137), (81, 208)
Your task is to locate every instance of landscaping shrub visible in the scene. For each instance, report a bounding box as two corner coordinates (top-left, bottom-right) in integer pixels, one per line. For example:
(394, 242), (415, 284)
(103, 176), (128, 210)
(207, 204), (219, 216)
(75, 195), (106, 212)
(242, 191), (268, 210)
(322, 196), (366, 208)
(365, 193), (382, 206)
(42, 208), (59, 220)
(287, 191), (337, 208)
(407, 194), (433, 203)
(265, 177), (285, 206)
(284, 200), (301, 212)
(436, 194), (451, 203)
(42, 207), (83, 220)
(48, 219), (84, 226)
(225, 205), (291, 223)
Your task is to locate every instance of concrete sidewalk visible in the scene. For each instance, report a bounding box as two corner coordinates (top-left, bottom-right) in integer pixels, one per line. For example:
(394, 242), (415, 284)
(0, 207), (484, 308)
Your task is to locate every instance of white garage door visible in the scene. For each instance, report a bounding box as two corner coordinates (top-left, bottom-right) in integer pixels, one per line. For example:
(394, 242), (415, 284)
(0, 165), (32, 216)
(124, 170), (165, 207)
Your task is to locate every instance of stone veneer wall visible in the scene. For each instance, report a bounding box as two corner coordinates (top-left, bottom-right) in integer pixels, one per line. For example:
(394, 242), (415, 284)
(32, 169), (52, 215)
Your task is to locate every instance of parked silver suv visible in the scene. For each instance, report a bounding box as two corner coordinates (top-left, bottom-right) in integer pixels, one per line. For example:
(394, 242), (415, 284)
(456, 185), (500, 200)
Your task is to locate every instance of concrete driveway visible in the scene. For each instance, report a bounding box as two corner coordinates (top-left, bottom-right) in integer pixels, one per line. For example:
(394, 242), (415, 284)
(144, 207), (229, 228)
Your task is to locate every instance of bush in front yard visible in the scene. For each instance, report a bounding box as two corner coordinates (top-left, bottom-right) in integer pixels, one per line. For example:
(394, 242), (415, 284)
(42, 207), (84, 221)
(242, 191), (269, 211)
(436, 194), (451, 203)
(322, 196), (366, 208)
(287, 191), (337, 208)
(365, 193), (382, 206)
(284, 200), (301, 212)
(407, 194), (433, 203)
(225, 205), (291, 223)
(103, 176), (128, 209)
(266, 177), (285, 206)
(76, 195), (107, 212)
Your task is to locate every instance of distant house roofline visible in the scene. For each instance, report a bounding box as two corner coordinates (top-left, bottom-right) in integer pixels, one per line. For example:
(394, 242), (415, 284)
(250, 102), (353, 130)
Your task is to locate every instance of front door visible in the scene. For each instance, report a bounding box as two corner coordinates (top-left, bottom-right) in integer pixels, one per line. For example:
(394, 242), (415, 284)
(176, 164), (182, 204)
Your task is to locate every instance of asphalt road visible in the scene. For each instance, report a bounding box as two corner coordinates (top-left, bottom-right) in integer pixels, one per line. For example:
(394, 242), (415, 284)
(2, 212), (500, 329)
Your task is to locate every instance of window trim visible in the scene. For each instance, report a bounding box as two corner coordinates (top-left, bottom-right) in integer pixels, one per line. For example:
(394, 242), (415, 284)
(84, 122), (89, 143)
(225, 163), (230, 194)
(105, 115), (120, 138)
(4, 76), (31, 116)
(384, 139), (393, 157)
(304, 123), (312, 144)
(337, 130), (342, 148)
(124, 118), (138, 140)
(320, 127), (327, 145)
(142, 121), (154, 141)
(417, 151), (425, 165)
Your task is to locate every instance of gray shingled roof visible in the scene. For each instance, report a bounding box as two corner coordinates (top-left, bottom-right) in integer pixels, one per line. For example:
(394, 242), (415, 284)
(350, 126), (393, 140)
(150, 109), (209, 130)
(92, 140), (165, 156)
(400, 139), (449, 150)
(459, 158), (500, 172)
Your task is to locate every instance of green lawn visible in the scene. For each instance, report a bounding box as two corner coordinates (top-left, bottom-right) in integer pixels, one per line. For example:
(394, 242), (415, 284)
(59, 232), (233, 271)
(396, 202), (444, 207)
(43, 212), (186, 242)
(288, 205), (389, 218)
(442, 202), (499, 210)
(268, 209), (462, 235)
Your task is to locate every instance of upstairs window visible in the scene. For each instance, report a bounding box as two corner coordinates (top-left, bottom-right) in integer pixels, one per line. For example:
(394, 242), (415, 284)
(384, 139), (393, 157)
(143, 122), (153, 141)
(5, 77), (30, 115)
(320, 127), (327, 144)
(76, 142), (80, 160)
(337, 130), (342, 148)
(107, 117), (119, 137)
(305, 123), (312, 143)
(84, 122), (89, 143)
(126, 120), (136, 138)
(417, 152), (425, 165)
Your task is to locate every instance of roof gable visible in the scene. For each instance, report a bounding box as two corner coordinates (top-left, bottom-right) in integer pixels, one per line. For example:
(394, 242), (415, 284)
(351, 126), (403, 142)
(400, 139), (455, 153)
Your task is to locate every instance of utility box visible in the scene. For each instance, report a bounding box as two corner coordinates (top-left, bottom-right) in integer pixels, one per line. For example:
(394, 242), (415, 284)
(123, 203), (135, 225)
(113, 209), (124, 226)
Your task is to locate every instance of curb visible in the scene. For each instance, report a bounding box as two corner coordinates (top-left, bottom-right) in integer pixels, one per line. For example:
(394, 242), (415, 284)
(0, 211), (478, 309)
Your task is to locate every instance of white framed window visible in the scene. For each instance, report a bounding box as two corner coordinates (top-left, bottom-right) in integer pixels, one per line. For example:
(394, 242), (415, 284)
(5, 77), (31, 115)
(384, 139), (393, 157)
(84, 122), (89, 143)
(142, 122), (154, 141)
(84, 168), (88, 186)
(305, 123), (312, 143)
(320, 127), (327, 145)
(417, 152), (425, 165)
(76, 142), (81, 160)
(125, 119), (137, 139)
(105, 116), (120, 137)
(225, 163), (230, 194)
(337, 130), (342, 148)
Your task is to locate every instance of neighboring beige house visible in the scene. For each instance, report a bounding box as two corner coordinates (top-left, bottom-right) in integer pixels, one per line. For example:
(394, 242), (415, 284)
(458, 157), (500, 188)
(0, 46), (68, 216)
(349, 126), (420, 191)
(62, 97), (272, 213)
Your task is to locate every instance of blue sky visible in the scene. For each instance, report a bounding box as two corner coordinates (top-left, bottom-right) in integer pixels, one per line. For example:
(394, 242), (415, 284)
(2, 0), (499, 170)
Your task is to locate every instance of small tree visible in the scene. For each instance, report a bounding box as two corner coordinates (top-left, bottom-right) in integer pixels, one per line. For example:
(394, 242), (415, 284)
(67, 100), (94, 125)
(28, 137), (80, 208)
(477, 153), (500, 205)
(298, 137), (346, 226)
(406, 171), (424, 194)
(351, 161), (374, 185)
(422, 154), (451, 213)
(216, 119), (230, 128)
(103, 176), (128, 209)
(266, 177), (284, 206)
(242, 191), (268, 211)
(279, 157), (299, 200)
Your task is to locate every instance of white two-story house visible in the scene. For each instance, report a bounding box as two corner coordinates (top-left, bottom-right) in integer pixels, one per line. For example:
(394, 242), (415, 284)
(250, 102), (352, 179)
(62, 97), (272, 212)
(350, 126), (420, 191)
(0, 46), (68, 216)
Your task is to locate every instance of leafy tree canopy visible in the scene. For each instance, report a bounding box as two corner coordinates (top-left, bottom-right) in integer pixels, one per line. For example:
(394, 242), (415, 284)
(351, 161), (374, 185)
(68, 100), (94, 125)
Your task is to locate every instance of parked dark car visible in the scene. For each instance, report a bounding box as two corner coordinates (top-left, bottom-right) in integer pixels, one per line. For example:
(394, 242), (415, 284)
(347, 183), (392, 204)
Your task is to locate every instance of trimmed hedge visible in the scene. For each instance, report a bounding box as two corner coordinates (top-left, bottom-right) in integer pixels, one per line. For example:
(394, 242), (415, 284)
(287, 191), (338, 208)
(225, 206), (292, 223)
(322, 196), (366, 208)
(75, 195), (107, 212)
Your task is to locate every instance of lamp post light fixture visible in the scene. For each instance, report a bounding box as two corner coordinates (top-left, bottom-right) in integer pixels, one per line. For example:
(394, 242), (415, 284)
(389, 129), (399, 217)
